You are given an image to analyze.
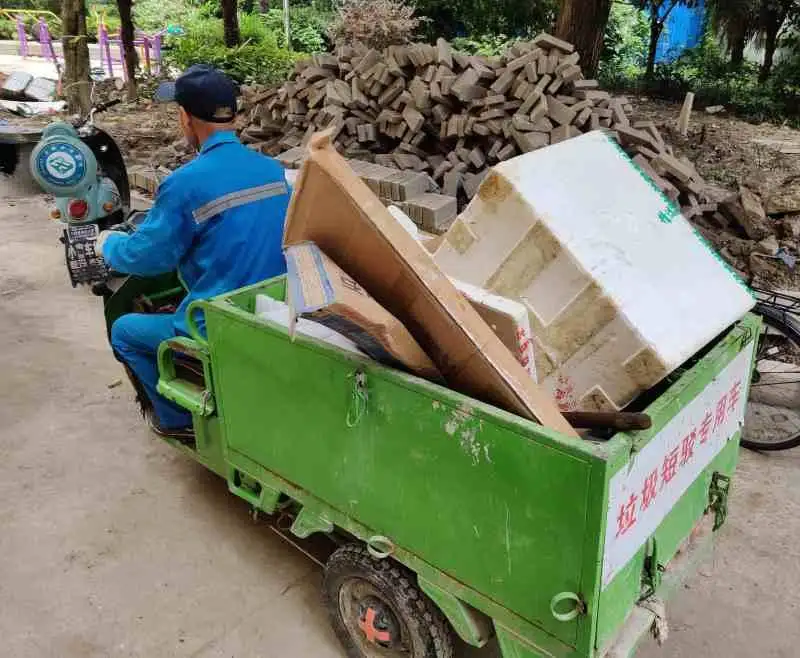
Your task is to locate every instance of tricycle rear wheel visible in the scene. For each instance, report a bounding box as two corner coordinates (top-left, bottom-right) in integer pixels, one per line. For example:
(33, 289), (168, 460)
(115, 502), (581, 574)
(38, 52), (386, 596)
(323, 544), (454, 658)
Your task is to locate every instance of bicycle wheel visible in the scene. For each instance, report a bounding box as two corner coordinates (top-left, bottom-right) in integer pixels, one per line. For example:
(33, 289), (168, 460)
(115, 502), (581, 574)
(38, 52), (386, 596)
(742, 304), (800, 451)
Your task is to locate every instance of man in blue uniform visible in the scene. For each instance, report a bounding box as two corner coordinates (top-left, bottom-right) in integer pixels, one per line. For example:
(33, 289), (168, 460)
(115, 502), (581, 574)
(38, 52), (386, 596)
(97, 64), (291, 438)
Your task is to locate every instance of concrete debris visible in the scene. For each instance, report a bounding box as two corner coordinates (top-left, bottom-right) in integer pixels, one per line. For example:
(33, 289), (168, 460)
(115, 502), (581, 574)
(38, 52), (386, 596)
(766, 176), (800, 215)
(1, 71), (57, 102)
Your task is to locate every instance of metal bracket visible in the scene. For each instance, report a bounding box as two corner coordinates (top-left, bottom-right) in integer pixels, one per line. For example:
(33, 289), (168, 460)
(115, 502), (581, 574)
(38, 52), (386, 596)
(418, 578), (492, 647)
(290, 506), (334, 539)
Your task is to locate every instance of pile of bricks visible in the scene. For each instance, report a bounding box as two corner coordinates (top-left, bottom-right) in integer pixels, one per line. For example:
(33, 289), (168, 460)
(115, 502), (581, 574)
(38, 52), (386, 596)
(239, 34), (762, 240)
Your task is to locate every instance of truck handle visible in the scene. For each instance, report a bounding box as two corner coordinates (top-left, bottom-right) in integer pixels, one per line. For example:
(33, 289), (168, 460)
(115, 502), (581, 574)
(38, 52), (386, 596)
(185, 300), (209, 348)
(157, 337), (215, 417)
(550, 591), (585, 622)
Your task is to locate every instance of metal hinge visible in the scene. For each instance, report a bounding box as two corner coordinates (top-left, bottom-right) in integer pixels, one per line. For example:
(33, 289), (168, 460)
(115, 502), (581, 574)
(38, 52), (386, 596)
(708, 471), (732, 531)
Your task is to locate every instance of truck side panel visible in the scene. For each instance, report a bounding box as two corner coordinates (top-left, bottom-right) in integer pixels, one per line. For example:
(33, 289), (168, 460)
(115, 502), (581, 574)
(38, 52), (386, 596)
(203, 292), (608, 649)
(595, 316), (759, 653)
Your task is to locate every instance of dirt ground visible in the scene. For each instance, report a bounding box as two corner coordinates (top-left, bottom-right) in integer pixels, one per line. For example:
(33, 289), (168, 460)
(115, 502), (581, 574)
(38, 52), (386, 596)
(1, 192), (799, 657)
(631, 99), (800, 194)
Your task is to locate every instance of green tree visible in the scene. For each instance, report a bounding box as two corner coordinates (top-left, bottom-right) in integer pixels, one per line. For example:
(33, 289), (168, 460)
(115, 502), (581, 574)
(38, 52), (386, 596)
(415, 0), (557, 41)
(758, 0), (798, 81)
(61, 0), (91, 114)
(635, 0), (697, 77)
(707, 0), (758, 68)
(221, 0), (240, 46)
(117, 0), (139, 100)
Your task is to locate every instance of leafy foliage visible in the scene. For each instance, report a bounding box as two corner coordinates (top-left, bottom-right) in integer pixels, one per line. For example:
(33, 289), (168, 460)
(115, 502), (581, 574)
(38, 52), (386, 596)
(261, 6), (331, 52)
(599, 1), (649, 84)
(327, 0), (420, 49)
(607, 30), (800, 124)
(133, 0), (201, 32)
(706, 0), (758, 59)
(165, 16), (302, 84)
(415, 0), (556, 40)
(450, 34), (516, 56)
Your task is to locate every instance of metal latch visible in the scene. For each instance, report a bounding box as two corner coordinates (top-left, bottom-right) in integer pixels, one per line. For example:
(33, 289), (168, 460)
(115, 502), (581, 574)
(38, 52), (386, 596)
(641, 537), (663, 598)
(708, 471), (731, 530)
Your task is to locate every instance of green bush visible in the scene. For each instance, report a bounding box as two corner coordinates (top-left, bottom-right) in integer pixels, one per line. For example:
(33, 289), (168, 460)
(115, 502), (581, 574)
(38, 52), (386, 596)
(0, 18), (15, 40)
(598, 21), (800, 126)
(166, 18), (302, 84)
(134, 0), (200, 32)
(261, 6), (330, 53)
(599, 2), (649, 85)
(415, 0), (556, 41)
(451, 34), (516, 56)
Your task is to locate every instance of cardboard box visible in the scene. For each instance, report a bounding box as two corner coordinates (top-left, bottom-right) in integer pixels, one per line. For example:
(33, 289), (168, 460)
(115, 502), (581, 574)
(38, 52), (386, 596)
(283, 131), (575, 435)
(285, 242), (442, 381)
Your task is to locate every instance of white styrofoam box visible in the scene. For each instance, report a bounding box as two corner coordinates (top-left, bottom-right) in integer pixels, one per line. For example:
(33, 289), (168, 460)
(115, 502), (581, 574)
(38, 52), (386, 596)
(434, 131), (755, 411)
(452, 278), (537, 383)
(390, 203), (536, 380)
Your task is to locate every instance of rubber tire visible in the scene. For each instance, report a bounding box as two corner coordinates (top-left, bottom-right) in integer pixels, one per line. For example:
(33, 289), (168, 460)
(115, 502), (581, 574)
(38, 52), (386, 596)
(323, 544), (455, 658)
(742, 304), (800, 451)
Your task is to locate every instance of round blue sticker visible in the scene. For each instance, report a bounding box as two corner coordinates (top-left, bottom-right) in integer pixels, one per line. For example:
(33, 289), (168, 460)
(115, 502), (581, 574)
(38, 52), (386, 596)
(35, 141), (87, 188)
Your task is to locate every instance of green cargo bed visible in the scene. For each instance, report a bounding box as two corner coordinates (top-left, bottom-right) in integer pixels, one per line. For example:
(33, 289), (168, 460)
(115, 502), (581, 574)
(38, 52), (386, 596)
(155, 275), (760, 658)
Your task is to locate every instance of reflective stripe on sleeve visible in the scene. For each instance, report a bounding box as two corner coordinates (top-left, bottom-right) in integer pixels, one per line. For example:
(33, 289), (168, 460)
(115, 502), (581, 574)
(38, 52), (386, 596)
(192, 181), (289, 223)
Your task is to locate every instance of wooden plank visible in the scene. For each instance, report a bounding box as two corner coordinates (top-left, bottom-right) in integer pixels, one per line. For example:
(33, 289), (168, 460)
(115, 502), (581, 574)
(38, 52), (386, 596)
(678, 91), (695, 136)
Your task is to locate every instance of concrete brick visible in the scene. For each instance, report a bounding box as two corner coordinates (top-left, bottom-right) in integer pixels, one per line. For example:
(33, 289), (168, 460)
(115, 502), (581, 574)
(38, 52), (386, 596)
(546, 95), (577, 126)
(532, 33), (575, 53)
(401, 193), (458, 232)
(443, 169), (462, 197)
(550, 125), (581, 144)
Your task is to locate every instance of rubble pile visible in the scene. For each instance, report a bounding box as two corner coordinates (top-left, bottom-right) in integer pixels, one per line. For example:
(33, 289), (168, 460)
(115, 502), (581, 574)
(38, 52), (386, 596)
(136, 33), (797, 284)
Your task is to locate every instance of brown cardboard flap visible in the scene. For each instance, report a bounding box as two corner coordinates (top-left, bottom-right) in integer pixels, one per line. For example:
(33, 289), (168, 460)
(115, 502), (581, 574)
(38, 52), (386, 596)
(283, 131), (575, 436)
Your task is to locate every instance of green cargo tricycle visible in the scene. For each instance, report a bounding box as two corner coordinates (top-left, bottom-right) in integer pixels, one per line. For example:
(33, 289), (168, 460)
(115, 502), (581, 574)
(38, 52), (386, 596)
(102, 270), (759, 658)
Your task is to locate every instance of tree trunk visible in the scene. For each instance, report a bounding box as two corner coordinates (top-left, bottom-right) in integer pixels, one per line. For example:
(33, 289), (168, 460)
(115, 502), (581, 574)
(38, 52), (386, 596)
(554, 0), (612, 77)
(646, 10), (663, 78)
(117, 0), (139, 101)
(759, 26), (778, 82)
(730, 37), (746, 68)
(729, 27), (746, 69)
(61, 0), (91, 114)
(221, 0), (240, 47)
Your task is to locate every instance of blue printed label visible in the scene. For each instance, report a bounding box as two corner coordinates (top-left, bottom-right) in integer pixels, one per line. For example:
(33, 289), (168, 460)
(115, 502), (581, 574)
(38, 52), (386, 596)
(36, 141), (86, 187)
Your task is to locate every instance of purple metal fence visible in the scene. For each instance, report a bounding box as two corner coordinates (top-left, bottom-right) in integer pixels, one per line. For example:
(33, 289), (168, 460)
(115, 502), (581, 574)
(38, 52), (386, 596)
(97, 21), (164, 78)
(9, 15), (163, 77)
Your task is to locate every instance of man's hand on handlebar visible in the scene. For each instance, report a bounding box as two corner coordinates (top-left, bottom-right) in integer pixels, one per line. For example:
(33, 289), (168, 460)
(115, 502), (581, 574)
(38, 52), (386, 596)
(96, 222), (132, 252)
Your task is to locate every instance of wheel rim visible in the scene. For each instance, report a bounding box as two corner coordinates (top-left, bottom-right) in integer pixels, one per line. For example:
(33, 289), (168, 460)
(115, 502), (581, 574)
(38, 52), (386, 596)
(744, 318), (800, 447)
(338, 577), (410, 656)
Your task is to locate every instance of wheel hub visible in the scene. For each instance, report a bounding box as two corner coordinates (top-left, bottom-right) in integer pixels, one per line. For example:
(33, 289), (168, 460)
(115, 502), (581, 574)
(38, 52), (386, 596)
(357, 596), (401, 648)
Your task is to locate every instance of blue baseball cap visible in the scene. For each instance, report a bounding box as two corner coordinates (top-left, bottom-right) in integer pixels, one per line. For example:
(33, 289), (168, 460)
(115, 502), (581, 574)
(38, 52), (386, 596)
(155, 64), (238, 123)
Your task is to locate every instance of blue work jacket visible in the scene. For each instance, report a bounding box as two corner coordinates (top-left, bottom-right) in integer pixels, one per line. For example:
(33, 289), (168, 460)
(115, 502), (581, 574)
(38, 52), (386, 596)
(103, 131), (291, 335)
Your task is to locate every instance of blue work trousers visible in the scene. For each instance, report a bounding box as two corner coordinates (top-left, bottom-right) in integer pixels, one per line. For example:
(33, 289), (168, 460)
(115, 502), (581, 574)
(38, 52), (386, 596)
(111, 313), (192, 429)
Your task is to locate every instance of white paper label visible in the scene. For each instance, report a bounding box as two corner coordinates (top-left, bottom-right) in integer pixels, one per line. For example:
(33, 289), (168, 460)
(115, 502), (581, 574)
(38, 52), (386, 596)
(601, 345), (754, 588)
